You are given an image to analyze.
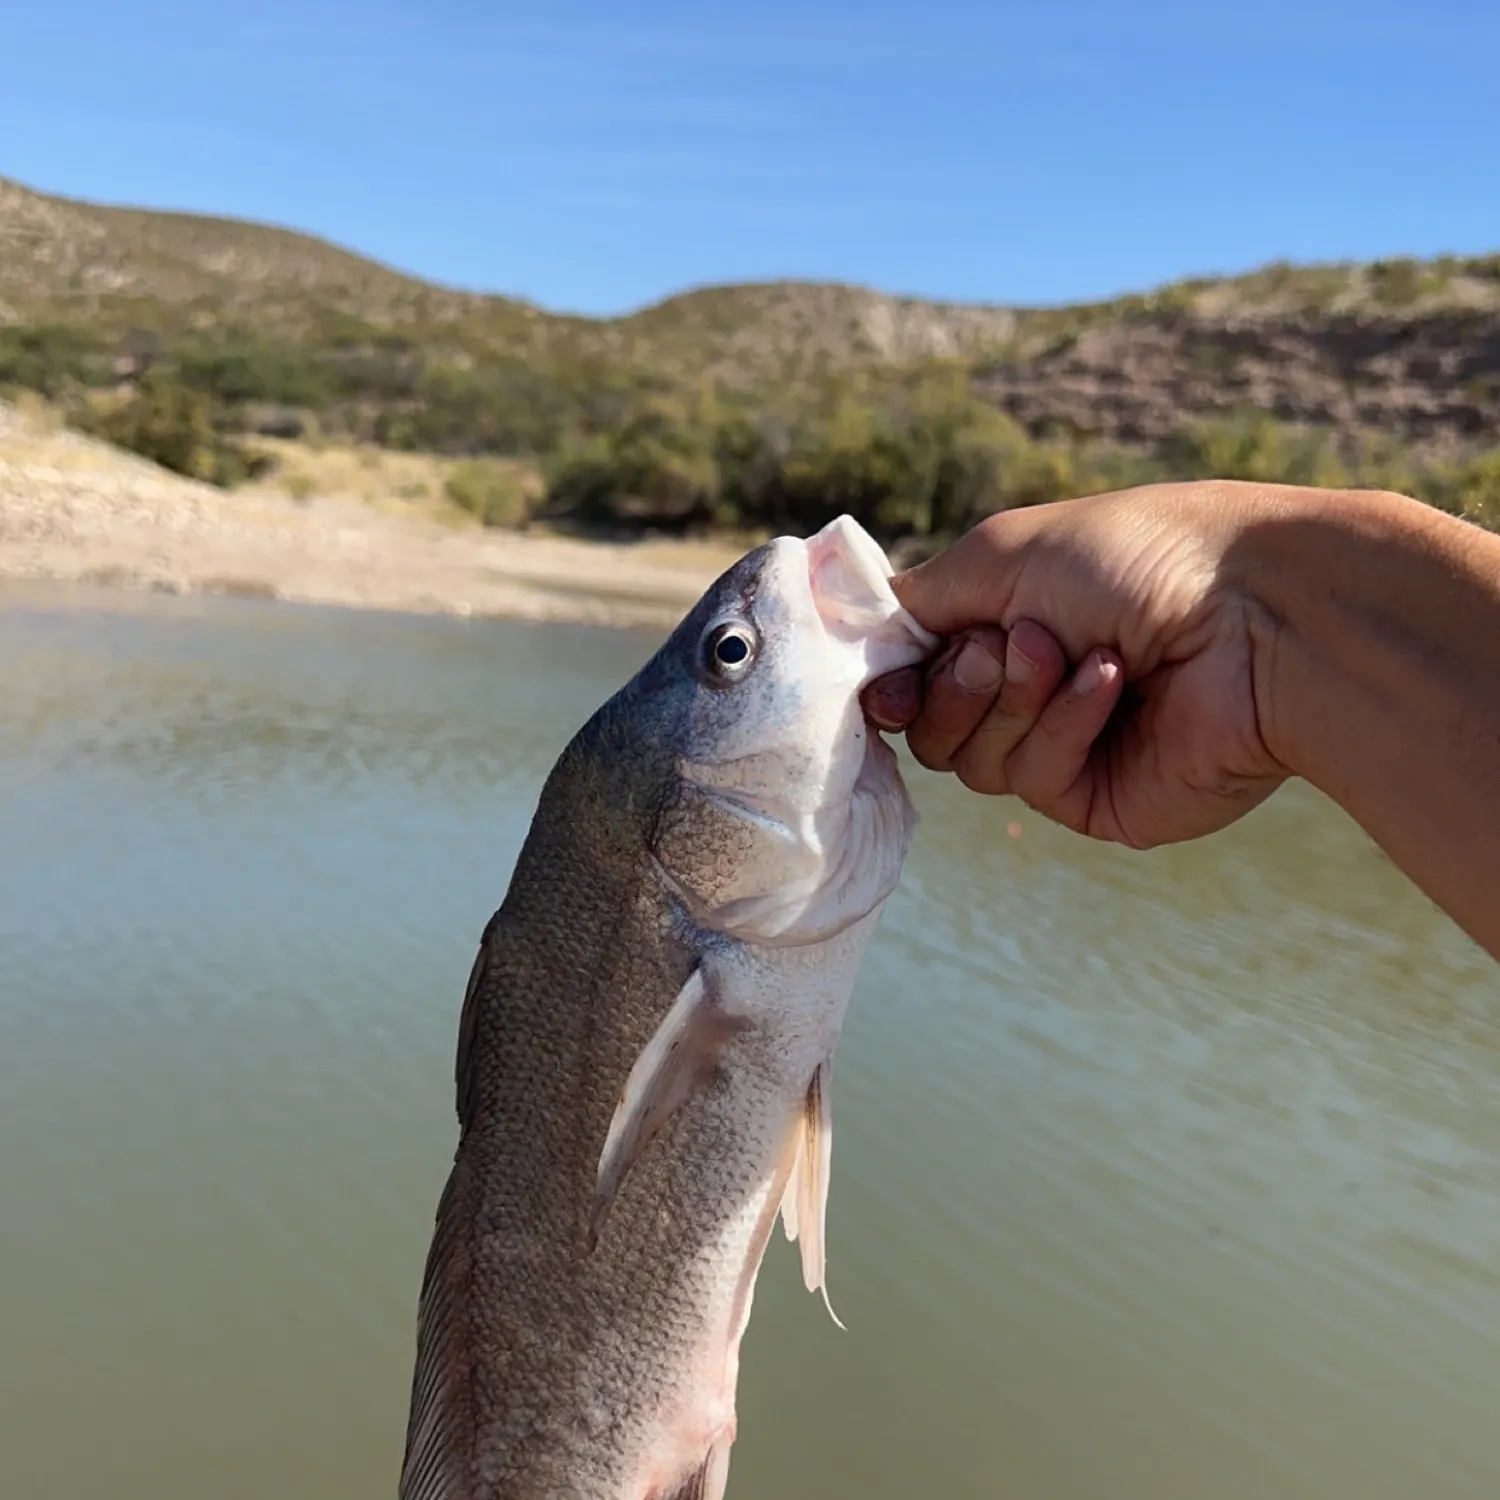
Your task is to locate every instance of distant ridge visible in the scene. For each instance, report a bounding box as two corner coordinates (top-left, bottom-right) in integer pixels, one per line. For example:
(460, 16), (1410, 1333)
(2, 171), (1497, 456)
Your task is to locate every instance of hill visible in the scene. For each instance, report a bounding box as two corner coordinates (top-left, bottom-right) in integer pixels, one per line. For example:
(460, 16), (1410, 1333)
(2, 171), (1498, 542)
(0, 174), (1024, 381)
(8, 172), (1498, 384)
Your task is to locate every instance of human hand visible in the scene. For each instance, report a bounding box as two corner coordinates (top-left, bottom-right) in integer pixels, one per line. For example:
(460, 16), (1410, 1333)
(863, 482), (1292, 849)
(863, 617), (1129, 815)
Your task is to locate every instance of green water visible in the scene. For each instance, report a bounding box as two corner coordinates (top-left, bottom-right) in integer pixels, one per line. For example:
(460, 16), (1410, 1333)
(3, 579), (1499, 1499)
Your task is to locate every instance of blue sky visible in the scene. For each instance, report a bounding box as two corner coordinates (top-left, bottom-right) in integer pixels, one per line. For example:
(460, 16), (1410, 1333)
(4, 0), (1496, 316)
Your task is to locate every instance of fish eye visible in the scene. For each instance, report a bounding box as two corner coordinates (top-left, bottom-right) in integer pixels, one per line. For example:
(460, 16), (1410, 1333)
(700, 620), (758, 684)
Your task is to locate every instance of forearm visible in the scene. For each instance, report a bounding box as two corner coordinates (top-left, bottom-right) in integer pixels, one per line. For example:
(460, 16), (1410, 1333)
(1234, 487), (1500, 957)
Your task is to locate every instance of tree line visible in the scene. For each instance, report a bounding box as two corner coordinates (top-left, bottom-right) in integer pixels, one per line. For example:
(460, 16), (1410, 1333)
(4, 321), (1498, 542)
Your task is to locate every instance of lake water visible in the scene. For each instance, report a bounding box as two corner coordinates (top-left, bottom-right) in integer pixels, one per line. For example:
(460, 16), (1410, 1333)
(3, 579), (1500, 1500)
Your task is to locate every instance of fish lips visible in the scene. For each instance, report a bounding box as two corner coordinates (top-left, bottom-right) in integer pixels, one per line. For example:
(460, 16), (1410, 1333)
(803, 514), (940, 686)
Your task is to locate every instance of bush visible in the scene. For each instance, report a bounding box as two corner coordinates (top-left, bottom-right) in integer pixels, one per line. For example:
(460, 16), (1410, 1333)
(175, 337), (338, 407)
(1437, 449), (1500, 527)
(1367, 257), (1441, 307)
(443, 459), (537, 527)
(81, 369), (271, 487)
(391, 358), (619, 457)
(776, 397), (925, 535)
(0, 325), (103, 399)
(541, 398), (725, 533)
(1160, 411), (1350, 487)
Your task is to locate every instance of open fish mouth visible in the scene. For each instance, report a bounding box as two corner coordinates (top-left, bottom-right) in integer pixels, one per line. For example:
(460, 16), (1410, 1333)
(804, 515), (941, 684)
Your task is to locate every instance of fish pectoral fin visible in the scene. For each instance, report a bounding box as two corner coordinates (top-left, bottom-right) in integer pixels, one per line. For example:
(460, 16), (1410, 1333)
(777, 1059), (845, 1329)
(589, 963), (751, 1251)
(653, 1438), (733, 1500)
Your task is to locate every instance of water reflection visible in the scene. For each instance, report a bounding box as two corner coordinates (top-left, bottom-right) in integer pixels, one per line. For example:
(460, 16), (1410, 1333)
(1, 580), (1498, 1500)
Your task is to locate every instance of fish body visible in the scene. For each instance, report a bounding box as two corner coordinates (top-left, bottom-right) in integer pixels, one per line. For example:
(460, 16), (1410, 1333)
(399, 515), (937, 1500)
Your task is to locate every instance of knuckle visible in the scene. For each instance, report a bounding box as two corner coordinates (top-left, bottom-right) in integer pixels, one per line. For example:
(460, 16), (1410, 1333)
(922, 681), (996, 739)
(981, 696), (1036, 736)
(1004, 768), (1050, 812)
(972, 512), (1011, 548)
(967, 702), (1033, 754)
(1008, 749), (1084, 818)
(1003, 746), (1059, 806)
(999, 673), (1056, 718)
(926, 700), (991, 743)
(951, 744), (1010, 797)
(906, 732), (954, 774)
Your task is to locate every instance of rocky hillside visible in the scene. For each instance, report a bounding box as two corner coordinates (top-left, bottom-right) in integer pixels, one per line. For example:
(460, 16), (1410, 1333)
(4, 171), (1497, 449)
(979, 306), (1500, 456)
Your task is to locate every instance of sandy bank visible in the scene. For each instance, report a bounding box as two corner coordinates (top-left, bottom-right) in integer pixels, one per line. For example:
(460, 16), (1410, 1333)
(0, 402), (743, 631)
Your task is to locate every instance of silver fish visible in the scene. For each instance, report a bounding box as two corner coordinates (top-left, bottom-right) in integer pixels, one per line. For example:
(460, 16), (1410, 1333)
(398, 514), (938, 1500)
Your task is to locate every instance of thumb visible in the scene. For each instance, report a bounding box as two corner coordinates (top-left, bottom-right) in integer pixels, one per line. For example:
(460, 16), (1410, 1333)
(889, 509), (1042, 635)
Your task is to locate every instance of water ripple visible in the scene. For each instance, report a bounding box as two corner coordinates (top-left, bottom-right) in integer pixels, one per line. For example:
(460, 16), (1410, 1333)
(3, 587), (1500, 1499)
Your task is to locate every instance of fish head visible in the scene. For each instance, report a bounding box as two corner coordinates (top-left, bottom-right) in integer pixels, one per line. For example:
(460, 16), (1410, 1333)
(631, 514), (941, 946)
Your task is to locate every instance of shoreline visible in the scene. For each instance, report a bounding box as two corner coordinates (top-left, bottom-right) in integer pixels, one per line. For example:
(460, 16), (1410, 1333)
(0, 403), (743, 633)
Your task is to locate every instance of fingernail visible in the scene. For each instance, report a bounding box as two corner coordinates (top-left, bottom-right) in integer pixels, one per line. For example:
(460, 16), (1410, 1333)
(925, 637), (963, 678)
(1075, 655), (1116, 695)
(953, 640), (1003, 692)
(1005, 636), (1037, 685)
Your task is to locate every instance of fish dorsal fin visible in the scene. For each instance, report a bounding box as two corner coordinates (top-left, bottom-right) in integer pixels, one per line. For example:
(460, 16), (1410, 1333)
(454, 909), (504, 1127)
(589, 962), (752, 1251)
(778, 1059), (845, 1329)
(653, 1438), (733, 1500)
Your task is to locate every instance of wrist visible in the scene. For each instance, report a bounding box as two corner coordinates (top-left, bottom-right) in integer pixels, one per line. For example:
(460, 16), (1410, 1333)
(1224, 484), (1500, 956)
(1223, 485), (1472, 782)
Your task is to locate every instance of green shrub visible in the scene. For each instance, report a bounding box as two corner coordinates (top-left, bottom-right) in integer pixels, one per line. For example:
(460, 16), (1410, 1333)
(541, 398), (726, 532)
(0, 325), (103, 398)
(174, 337), (338, 407)
(1367, 257), (1442, 307)
(1436, 449), (1500, 528)
(443, 459), (536, 527)
(1160, 411), (1350, 487)
(81, 369), (271, 487)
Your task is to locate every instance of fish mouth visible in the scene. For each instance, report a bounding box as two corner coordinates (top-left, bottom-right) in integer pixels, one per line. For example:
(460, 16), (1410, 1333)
(804, 515), (940, 684)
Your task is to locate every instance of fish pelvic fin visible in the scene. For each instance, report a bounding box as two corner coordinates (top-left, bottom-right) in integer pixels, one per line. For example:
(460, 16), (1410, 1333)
(778, 1058), (845, 1330)
(653, 1437), (733, 1500)
(588, 962), (752, 1252)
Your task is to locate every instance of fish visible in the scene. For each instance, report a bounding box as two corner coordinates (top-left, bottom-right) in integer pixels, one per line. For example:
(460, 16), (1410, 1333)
(398, 513), (939, 1500)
